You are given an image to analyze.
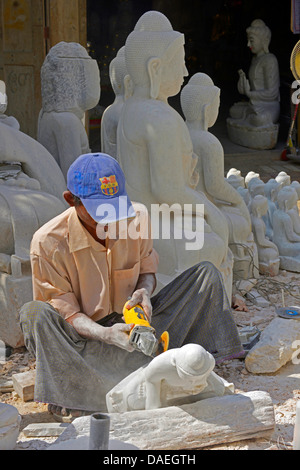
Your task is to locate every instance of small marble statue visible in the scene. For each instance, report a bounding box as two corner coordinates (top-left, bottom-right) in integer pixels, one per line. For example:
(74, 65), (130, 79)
(117, 11), (233, 298)
(272, 186), (300, 272)
(276, 171), (291, 188)
(227, 19), (280, 149)
(181, 73), (258, 279)
(250, 195), (280, 276)
(245, 171), (260, 187)
(38, 42), (101, 179)
(264, 178), (282, 240)
(101, 46), (132, 158)
(106, 344), (234, 412)
(0, 80), (19, 130)
(226, 168), (245, 190)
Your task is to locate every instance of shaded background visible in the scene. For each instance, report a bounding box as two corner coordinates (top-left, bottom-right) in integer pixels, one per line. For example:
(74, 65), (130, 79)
(86, 0), (298, 145)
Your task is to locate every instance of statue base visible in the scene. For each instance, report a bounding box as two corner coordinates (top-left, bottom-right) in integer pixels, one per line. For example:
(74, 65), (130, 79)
(48, 391), (275, 450)
(259, 259), (280, 277)
(279, 256), (300, 273)
(227, 118), (279, 150)
(0, 271), (31, 348)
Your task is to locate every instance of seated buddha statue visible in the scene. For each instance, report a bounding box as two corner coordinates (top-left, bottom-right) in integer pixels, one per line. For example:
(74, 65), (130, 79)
(117, 11), (233, 298)
(227, 19), (280, 150)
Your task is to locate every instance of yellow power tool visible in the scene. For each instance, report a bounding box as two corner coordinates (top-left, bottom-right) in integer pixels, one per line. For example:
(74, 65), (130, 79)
(123, 301), (169, 357)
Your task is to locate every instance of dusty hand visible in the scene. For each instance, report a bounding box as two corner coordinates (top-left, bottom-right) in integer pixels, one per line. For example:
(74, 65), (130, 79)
(126, 288), (153, 322)
(104, 323), (135, 352)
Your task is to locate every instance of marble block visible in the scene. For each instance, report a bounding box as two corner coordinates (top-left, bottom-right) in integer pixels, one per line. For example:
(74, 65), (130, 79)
(0, 404), (21, 450)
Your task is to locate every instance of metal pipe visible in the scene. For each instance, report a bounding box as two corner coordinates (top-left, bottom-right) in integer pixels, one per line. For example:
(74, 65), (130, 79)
(89, 412), (110, 450)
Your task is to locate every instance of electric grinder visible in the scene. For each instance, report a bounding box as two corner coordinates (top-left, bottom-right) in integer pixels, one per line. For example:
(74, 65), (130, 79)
(123, 301), (169, 357)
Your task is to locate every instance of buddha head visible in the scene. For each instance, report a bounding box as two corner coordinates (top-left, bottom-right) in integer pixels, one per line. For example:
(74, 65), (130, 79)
(109, 46), (132, 99)
(251, 194), (268, 217)
(124, 11), (187, 100)
(246, 19), (271, 55)
(276, 171), (291, 187)
(264, 178), (282, 202)
(174, 344), (215, 382)
(277, 186), (298, 211)
(41, 42), (100, 117)
(248, 177), (265, 199)
(180, 73), (220, 128)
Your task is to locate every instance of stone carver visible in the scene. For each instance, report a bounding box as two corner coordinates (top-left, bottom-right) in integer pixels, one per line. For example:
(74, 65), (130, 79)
(19, 152), (243, 421)
(227, 19), (280, 149)
(117, 10), (233, 299)
(106, 343), (234, 412)
(38, 42), (101, 179)
(181, 72), (258, 280)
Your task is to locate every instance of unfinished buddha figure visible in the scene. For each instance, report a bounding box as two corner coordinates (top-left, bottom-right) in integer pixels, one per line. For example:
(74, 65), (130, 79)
(38, 42), (101, 179)
(117, 11), (233, 297)
(276, 171), (291, 188)
(106, 343), (234, 412)
(0, 121), (67, 347)
(249, 195), (280, 276)
(245, 171), (260, 187)
(101, 46), (132, 158)
(272, 186), (300, 272)
(264, 178), (282, 240)
(181, 73), (257, 279)
(226, 168), (245, 190)
(0, 80), (19, 130)
(227, 20), (280, 149)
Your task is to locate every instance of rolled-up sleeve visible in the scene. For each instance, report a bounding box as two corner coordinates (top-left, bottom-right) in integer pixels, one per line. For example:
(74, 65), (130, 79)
(31, 253), (81, 321)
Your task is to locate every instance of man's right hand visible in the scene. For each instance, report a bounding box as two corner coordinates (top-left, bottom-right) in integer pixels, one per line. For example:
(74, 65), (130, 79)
(104, 323), (135, 352)
(68, 312), (135, 352)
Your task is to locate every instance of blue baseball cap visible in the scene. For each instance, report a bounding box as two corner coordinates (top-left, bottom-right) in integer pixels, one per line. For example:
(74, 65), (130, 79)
(67, 153), (136, 224)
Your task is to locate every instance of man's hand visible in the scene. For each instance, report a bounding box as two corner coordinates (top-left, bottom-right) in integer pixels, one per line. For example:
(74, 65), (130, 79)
(68, 312), (135, 351)
(103, 323), (135, 352)
(125, 288), (153, 322)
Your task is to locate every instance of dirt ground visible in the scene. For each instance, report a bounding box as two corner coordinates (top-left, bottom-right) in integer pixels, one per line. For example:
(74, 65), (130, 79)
(1, 270), (300, 451)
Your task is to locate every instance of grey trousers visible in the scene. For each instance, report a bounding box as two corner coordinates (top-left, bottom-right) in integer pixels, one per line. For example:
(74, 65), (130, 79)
(19, 262), (243, 411)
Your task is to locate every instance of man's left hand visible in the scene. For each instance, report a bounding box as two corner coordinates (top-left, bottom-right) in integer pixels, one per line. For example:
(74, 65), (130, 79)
(125, 288), (153, 322)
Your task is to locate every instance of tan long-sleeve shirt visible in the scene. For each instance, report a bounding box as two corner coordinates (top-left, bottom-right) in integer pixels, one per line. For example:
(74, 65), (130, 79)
(30, 205), (159, 323)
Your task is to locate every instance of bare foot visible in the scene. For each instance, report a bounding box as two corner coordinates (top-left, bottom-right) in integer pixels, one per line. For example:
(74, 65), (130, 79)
(48, 404), (91, 422)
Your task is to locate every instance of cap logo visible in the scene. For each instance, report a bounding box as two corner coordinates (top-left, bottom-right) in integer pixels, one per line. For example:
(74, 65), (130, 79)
(100, 175), (119, 196)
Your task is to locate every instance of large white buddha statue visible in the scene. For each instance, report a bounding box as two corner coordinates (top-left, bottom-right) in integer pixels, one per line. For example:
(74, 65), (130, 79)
(227, 19), (280, 150)
(101, 46), (132, 158)
(181, 73), (258, 280)
(38, 42), (101, 179)
(117, 11), (233, 296)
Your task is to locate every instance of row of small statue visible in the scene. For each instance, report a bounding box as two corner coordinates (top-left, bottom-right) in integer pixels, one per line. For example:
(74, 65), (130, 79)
(227, 169), (300, 276)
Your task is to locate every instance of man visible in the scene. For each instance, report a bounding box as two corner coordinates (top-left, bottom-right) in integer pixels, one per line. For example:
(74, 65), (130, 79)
(20, 152), (243, 422)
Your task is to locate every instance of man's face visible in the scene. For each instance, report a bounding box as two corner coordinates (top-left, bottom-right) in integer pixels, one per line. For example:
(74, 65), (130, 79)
(75, 203), (99, 231)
